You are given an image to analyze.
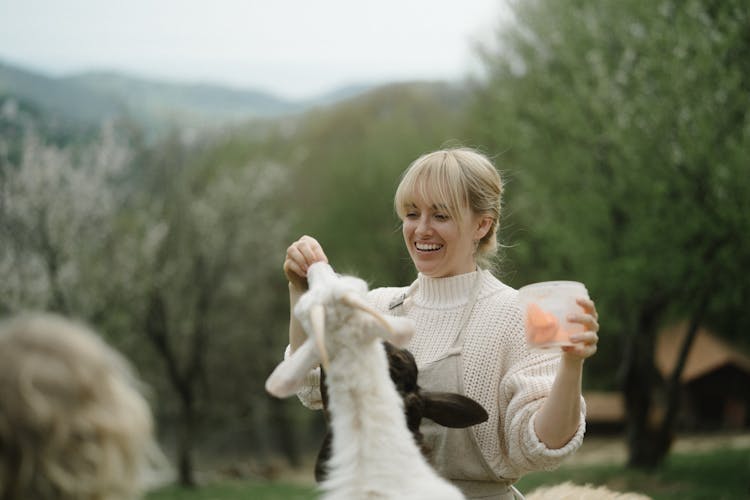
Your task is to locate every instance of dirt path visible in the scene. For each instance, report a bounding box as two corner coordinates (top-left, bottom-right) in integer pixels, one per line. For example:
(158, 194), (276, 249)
(252, 432), (750, 485)
(567, 432), (750, 466)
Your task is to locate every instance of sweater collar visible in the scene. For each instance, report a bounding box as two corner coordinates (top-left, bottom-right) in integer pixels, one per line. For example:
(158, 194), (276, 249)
(413, 269), (484, 309)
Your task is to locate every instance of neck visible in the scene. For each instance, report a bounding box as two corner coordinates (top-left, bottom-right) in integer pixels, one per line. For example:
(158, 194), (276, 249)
(414, 268), (484, 308)
(323, 339), (425, 477)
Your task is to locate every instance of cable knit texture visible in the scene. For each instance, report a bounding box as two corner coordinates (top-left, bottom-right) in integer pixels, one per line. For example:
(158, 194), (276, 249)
(292, 269), (586, 480)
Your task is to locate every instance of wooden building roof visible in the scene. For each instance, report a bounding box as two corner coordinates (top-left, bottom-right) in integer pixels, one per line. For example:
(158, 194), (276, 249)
(584, 391), (625, 423)
(586, 323), (750, 424)
(655, 322), (750, 382)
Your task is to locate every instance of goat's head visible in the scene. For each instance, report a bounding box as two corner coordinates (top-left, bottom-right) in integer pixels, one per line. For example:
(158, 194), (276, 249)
(266, 262), (415, 398)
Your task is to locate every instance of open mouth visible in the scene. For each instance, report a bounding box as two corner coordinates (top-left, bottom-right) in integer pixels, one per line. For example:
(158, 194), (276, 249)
(415, 242), (443, 252)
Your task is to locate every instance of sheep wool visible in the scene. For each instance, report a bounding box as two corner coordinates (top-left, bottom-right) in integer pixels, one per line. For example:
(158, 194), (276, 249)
(526, 482), (652, 500)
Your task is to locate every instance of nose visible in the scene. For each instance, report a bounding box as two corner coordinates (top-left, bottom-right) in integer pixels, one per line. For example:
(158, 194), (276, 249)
(415, 215), (431, 237)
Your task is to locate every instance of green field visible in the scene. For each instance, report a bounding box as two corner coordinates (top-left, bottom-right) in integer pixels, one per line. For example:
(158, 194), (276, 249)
(146, 446), (750, 500)
(515, 447), (750, 500)
(147, 480), (317, 500)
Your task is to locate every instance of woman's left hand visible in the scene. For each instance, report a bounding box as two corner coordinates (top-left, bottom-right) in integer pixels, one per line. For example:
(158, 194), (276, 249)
(562, 297), (599, 360)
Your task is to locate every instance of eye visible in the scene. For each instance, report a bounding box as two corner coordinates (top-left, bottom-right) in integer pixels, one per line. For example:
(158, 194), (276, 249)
(404, 211), (419, 219)
(433, 213), (449, 221)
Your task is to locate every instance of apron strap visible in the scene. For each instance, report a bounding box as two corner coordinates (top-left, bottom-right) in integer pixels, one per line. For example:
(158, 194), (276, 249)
(388, 269), (484, 351)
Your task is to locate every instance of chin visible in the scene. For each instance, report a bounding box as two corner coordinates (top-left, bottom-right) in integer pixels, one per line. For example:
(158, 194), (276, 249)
(415, 265), (436, 277)
(417, 266), (445, 278)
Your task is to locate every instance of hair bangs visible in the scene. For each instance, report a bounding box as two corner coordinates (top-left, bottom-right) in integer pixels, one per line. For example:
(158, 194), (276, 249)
(394, 151), (469, 221)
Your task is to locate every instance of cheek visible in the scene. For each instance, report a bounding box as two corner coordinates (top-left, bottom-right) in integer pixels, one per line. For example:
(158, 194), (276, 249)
(402, 221), (413, 238)
(401, 224), (410, 246)
(441, 226), (460, 245)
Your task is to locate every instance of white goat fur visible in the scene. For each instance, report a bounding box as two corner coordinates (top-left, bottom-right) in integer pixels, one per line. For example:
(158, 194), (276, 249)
(266, 263), (465, 500)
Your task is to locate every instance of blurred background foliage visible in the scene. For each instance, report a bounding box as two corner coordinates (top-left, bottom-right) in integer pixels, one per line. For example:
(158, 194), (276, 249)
(1, 0), (748, 487)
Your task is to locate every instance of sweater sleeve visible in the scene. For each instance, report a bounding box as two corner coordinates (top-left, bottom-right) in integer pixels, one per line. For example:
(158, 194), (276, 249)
(283, 345), (323, 410)
(498, 353), (586, 474)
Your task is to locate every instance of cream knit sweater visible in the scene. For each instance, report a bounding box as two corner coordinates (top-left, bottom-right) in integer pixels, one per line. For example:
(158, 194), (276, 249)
(293, 269), (586, 480)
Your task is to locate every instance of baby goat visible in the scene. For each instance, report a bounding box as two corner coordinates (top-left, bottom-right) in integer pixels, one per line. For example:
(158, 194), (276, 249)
(266, 262), (484, 500)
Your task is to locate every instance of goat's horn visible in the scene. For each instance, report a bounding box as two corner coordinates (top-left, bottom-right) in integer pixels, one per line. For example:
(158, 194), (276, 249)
(342, 293), (394, 336)
(310, 304), (330, 371)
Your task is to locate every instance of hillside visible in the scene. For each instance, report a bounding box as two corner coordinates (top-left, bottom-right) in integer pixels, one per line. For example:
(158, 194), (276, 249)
(0, 62), (123, 124)
(62, 71), (298, 123)
(0, 60), (374, 133)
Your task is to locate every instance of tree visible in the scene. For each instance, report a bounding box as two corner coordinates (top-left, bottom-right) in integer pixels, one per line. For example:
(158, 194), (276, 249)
(0, 119), (130, 317)
(472, 0), (750, 468)
(107, 132), (294, 486)
(281, 82), (473, 287)
(1, 115), (301, 485)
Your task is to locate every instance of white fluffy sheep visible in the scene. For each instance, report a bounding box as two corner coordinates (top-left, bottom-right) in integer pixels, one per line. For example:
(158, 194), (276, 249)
(266, 262), (470, 500)
(526, 481), (652, 499)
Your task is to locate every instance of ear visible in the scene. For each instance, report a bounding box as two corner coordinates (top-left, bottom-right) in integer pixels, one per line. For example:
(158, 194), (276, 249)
(265, 338), (321, 398)
(364, 314), (415, 348)
(422, 391), (489, 428)
(383, 342), (419, 393)
(314, 431), (333, 483)
(473, 215), (494, 241)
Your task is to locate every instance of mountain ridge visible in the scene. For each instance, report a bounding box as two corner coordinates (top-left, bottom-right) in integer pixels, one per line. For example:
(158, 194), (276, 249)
(0, 60), (376, 131)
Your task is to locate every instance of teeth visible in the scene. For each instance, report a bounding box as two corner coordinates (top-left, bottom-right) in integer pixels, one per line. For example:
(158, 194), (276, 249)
(416, 243), (442, 251)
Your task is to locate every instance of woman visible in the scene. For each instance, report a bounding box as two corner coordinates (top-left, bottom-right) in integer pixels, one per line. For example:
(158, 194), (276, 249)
(283, 148), (599, 499)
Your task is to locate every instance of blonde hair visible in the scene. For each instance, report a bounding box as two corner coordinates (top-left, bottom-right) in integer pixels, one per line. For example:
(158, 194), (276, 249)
(394, 148), (503, 269)
(0, 314), (168, 500)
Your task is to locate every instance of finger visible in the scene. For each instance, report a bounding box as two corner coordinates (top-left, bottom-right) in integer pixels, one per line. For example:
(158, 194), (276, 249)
(312, 245), (328, 263)
(299, 235), (328, 264)
(564, 334), (598, 353)
(567, 313), (599, 333)
(296, 241), (314, 263)
(562, 343), (597, 358)
(284, 258), (306, 280)
(296, 241), (322, 269)
(570, 331), (598, 346)
(283, 259), (308, 291)
(576, 297), (598, 319)
(286, 246), (310, 273)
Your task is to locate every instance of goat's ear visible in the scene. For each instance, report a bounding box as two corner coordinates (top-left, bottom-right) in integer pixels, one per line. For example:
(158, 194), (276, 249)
(422, 392), (489, 428)
(345, 295), (415, 348)
(377, 316), (415, 348)
(265, 338), (321, 398)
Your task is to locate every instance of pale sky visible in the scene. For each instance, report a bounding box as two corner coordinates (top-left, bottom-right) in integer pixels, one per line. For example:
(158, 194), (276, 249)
(0, 0), (510, 99)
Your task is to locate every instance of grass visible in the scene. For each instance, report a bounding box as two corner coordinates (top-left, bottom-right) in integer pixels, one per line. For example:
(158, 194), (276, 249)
(516, 447), (750, 500)
(146, 447), (750, 499)
(146, 480), (317, 500)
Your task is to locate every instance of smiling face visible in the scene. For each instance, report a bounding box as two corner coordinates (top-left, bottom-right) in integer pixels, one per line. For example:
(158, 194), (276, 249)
(395, 149), (500, 278)
(401, 196), (489, 278)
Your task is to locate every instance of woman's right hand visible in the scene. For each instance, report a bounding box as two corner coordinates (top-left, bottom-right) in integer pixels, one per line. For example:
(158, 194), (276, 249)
(283, 235), (329, 291)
